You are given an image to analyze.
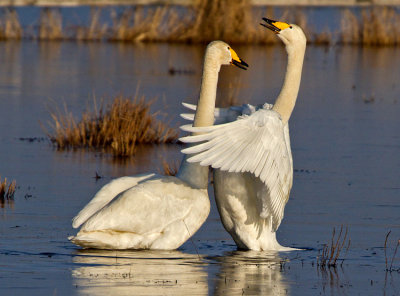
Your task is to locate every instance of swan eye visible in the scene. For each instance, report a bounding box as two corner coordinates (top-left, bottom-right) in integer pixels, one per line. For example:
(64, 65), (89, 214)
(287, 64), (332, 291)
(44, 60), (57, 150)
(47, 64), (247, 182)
(290, 26), (293, 29)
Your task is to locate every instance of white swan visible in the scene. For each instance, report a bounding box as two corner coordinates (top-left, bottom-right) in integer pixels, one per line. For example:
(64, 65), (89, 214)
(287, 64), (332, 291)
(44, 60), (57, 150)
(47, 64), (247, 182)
(179, 18), (306, 251)
(69, 41), (248, 250)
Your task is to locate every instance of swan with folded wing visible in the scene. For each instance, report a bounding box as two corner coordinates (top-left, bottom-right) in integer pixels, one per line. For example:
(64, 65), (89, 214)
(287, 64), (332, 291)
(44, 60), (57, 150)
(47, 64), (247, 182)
(69, 41), (248, 250)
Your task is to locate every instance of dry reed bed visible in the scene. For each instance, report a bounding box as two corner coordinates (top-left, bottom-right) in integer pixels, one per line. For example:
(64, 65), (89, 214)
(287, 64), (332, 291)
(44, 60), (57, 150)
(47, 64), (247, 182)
(46, 95), (178, 157)
(0, 177), (16, 205)
(1, 3), (400, 45)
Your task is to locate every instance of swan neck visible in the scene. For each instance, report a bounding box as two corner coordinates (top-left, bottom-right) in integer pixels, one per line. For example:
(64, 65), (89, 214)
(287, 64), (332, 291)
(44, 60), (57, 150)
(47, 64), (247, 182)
(272, 44), (305, 123)
(177, 52), (220, 189)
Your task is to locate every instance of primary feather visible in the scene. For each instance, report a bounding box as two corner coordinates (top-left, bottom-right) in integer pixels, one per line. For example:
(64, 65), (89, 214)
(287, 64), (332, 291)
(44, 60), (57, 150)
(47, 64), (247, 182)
(180, 107), (292, 230)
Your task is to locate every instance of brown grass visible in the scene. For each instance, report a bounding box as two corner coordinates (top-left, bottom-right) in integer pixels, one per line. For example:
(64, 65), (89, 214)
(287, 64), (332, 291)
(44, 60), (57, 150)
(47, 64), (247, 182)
(181, 0), (270, 44)
(38, 8), (63, 40)
(2, 3), (400, 45)
(161, 159), (179, 176)
(0, 8), (22, 40)
(317, 225), (351, 268)
(0, 177), (16, 204)
(108, 6), (183, 42)
(45, 95), (178, 157)
(340, 7), (400, 46)
(76, 7), (108, 41)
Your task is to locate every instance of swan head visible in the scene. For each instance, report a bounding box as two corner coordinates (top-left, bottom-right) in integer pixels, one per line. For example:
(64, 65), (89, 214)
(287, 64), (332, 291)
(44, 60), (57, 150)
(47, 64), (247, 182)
(206, 41), (249, 70)
(260, 18), (306, 49)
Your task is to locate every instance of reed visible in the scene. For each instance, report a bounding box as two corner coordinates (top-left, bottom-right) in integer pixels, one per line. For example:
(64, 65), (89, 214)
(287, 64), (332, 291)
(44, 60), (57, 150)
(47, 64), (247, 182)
(108, 5), (191, 42)
(0, 177), (16, 204)
(384, 231), (400, 272)
(3, 2), (400, 45)
(317, 225), (351, 268)
(45, 95), (178, 157)
(182, 0), (270, 44)
(76, 7), (108, 41)
(38, 7), (63, 40)
(161, 159), (179, 176)
(0, 8), (22, 40)
(340, 7), (400, 46)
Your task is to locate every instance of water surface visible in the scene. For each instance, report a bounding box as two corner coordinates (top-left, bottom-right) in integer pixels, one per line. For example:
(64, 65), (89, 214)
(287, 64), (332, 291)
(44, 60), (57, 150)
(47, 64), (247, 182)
(0, 41), (399, 295)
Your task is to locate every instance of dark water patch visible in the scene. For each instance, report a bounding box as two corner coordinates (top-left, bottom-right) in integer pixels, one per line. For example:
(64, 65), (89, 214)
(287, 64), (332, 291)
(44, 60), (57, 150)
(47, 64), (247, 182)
(18, 137), (47, 143)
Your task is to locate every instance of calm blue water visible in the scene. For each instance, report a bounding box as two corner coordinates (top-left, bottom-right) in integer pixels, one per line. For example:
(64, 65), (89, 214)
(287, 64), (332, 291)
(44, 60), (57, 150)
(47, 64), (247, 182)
(0, 38), (399, 295)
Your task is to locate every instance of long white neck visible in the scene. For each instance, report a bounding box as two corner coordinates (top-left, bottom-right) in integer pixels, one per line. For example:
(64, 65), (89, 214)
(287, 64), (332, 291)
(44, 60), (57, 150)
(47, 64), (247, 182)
(176, 51), (220, 189)
(272, 43), (306, 123)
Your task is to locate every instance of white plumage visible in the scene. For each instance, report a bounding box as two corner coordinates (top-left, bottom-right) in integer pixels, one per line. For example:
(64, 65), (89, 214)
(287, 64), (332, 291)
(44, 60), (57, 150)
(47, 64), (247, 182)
(180, 19), (306, 251)
(69, 41), (248, 250)
(181, 105), (292, 231)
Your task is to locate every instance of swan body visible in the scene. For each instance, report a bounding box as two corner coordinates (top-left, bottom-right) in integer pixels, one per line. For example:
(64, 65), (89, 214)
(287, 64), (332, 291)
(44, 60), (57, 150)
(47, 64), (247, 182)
(69, 41), (248, 250)
(71, 175), (209, 249)
(180, 19), (306, 251)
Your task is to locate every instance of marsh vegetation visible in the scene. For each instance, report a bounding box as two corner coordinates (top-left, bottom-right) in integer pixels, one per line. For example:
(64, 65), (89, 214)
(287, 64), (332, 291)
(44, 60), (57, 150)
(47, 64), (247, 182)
(1, 2), (400, 45)
(317, 225), (351, 269)
(45, 95), (178, 157)
(0, 177), (16, 206)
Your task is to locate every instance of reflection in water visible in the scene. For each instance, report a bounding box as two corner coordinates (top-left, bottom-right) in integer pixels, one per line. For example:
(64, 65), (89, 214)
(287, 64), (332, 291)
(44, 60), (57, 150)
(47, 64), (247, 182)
(317, 266), (349, 296)
(213, 251), (288, 295)
(72, 249), (208, 296)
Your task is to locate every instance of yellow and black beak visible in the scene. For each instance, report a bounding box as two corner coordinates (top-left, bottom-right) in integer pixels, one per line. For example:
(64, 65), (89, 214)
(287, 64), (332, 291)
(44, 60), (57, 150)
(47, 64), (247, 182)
(229, 47), (249, 70)
(260, 17), (291, 33)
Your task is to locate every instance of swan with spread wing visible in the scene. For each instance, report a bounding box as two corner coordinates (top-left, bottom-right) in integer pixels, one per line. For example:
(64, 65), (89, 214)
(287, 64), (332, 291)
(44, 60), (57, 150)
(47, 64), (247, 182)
(180, 18), (306, 251)
(69, 41), (248, 250)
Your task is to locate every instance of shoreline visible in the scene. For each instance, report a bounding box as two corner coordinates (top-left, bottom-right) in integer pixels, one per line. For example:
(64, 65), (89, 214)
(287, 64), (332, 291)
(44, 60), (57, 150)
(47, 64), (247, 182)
(1, 0), (400, 7)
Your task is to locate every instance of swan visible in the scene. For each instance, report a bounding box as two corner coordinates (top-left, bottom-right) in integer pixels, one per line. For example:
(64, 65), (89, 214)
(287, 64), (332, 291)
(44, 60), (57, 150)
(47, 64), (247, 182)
(179, 18), (306, 251)
(68, 41), (248, 250)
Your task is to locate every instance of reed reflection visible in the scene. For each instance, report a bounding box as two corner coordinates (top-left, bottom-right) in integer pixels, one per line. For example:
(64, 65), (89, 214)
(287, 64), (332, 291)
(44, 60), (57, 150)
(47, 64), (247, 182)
(213, 250), (288, 295)
(72, 249), (208, 296)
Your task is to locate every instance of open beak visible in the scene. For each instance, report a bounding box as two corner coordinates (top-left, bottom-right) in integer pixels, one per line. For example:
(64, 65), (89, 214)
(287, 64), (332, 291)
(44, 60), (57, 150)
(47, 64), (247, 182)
(260, 17), (291, 34)
(229, 48), (249, 70)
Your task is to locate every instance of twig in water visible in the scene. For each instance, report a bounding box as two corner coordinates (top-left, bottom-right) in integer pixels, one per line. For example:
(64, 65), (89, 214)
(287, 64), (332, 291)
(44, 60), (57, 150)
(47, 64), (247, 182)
(384, 230), (392, 270)
(384, 231), (400, 272)
(389, 240), (400, 271)
(317, 225), (350, 269)
(182, 219), (201, 261)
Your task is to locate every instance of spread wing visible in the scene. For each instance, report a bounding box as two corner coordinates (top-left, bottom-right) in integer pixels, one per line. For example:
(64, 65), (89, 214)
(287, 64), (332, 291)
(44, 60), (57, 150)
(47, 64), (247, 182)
(180, 109), (292, 229)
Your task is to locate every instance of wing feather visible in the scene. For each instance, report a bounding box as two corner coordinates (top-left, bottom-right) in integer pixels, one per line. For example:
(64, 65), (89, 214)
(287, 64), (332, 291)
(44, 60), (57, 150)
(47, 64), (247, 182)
(72, 174), (155, 228)
(180, 113), (195, 121)
(181, 102), (197, 111)
(80, 177), (193, 234)
(181, 109), (293, 230)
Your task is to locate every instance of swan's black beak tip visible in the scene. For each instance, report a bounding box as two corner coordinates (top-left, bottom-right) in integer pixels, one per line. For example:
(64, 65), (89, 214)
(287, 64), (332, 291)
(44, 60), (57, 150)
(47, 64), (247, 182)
(260, 17), (280, 33)
(232, 59), (249, 70)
